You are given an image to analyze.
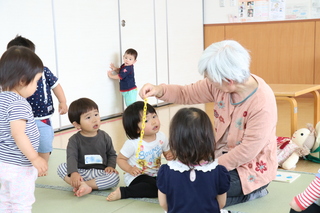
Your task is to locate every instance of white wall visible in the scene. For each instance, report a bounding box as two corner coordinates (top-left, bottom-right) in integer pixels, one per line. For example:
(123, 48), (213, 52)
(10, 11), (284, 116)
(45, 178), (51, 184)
(0, 0), (60, 127)
(52, 0), (123, 128)
(0, 0), (204, 130)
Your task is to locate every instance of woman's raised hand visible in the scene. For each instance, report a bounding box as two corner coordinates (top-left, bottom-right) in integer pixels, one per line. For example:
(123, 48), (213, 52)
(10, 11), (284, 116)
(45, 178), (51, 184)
(139, 83), (164, 99)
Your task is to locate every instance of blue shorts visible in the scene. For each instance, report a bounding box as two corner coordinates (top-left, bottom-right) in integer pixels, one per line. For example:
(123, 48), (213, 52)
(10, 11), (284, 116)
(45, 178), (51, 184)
(35, 119), (54, 153)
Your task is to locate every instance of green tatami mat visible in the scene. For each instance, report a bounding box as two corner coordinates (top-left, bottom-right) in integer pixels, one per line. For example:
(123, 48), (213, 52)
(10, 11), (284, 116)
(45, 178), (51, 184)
(34, 149), (317, 213)
(226, 171), (316, 213)
(35, 148), (158, 201)
(34, 188), (163, 213)
(34, 148), (163, 213)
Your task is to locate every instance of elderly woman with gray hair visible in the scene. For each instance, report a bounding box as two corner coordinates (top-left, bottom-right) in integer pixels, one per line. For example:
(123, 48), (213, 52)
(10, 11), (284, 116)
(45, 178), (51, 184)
(139, 40), (278, 207)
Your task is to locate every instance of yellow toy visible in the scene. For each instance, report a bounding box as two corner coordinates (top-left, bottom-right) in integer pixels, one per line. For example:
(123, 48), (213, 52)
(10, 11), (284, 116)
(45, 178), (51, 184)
(135, 98), (148, 172)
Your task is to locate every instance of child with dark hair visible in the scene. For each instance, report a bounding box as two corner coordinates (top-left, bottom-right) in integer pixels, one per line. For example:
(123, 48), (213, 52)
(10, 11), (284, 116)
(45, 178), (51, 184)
(7, 35), (68, 163)
(157, 107), (230, 213)
(57, 98), (119, 197)
(108, 48), (138, 107)
(0, 46), (48, 212)
(106, 101), (172, 201)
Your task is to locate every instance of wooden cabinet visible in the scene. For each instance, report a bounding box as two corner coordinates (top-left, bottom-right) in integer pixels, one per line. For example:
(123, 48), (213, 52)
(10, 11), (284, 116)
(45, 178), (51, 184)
(204, 20), (320, 85)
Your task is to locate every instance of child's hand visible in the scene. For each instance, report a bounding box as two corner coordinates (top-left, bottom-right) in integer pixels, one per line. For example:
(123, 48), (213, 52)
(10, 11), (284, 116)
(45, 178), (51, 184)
(58, 102), (68, 115)
(31, 156), (48, 177)
(109, 63), (120, 73)
(107, 70), (113, 78)
(107, 70), (120, 80)
(105, 167), (119, 174)
(110, 63), (116, 71)
(129, 165), (142, 176)
(70, 172), (83, 188)
(163, 150), (174, 161)
(289, 198), (302, 212)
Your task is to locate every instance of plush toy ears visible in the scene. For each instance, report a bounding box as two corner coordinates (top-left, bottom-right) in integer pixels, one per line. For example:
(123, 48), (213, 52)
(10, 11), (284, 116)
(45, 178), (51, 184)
(304, 123), (315, 150)
(315, 121), (320, 138)
(314, 121), (320, 152)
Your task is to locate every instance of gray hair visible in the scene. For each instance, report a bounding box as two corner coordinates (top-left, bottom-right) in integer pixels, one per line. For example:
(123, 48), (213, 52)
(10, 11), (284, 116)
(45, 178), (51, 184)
(198, 40), (251, 85)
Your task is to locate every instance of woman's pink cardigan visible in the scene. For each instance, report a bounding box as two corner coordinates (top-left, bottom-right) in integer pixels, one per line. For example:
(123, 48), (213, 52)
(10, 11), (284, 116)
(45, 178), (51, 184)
(160, 74), (278, 194)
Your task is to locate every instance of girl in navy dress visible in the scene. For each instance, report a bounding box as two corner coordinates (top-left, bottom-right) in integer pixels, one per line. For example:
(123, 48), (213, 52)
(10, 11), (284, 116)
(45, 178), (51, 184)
(157, 107), (230, 213)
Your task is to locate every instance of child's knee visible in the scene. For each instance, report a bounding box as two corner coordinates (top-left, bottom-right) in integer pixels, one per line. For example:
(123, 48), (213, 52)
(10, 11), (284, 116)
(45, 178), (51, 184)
(57, 163), (67, 179)
(96, 173), (120, 190)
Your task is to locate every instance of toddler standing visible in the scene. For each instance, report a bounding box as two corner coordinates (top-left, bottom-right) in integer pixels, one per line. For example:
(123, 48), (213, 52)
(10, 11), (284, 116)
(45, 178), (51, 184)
(0, 46), (48, 212)
(108, 48), (138, 107)
(7, 35), (68, 163)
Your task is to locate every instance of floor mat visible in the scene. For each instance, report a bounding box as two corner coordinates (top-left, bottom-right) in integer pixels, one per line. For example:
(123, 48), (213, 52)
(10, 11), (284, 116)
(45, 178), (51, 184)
(35, 183), (159, 203)
(35, 148), (159, 203)
(226, 170), (316, 213)
(36, 149), (316, 213)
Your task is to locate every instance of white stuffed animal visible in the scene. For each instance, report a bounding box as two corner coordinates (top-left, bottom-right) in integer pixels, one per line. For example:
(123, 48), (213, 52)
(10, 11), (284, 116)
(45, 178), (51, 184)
(309, 121), (320, 159)
(277, 123), (316, 170)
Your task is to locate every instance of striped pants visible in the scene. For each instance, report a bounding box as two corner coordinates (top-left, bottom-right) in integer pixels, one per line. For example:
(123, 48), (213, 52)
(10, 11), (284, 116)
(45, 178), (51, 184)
(57, 163), (119, 190)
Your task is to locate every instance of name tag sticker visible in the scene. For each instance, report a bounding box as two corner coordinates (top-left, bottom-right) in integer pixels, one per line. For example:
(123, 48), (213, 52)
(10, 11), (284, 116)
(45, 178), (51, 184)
(85, 155), (103, 164)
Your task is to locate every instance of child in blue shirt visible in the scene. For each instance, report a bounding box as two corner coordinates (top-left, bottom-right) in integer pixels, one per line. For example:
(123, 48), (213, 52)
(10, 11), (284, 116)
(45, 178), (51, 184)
(7, 35), (68, 163)
(108, 48), (137, 107)
(157, 107), (230, 213)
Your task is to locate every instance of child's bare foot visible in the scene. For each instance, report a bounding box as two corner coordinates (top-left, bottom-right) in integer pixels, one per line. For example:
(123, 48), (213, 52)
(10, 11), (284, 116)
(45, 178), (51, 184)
(73, 187), (78, 194)
(74, 182), (92, 197)
(106, 187), (121, 201)
(38, 172), (48, 177)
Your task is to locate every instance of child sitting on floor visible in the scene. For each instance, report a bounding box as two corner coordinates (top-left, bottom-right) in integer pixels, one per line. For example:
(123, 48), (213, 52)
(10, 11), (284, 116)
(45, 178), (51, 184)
(106, 101), (172, 201)
(57, 98), (119, 197)
(157, 107), (230, 213)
